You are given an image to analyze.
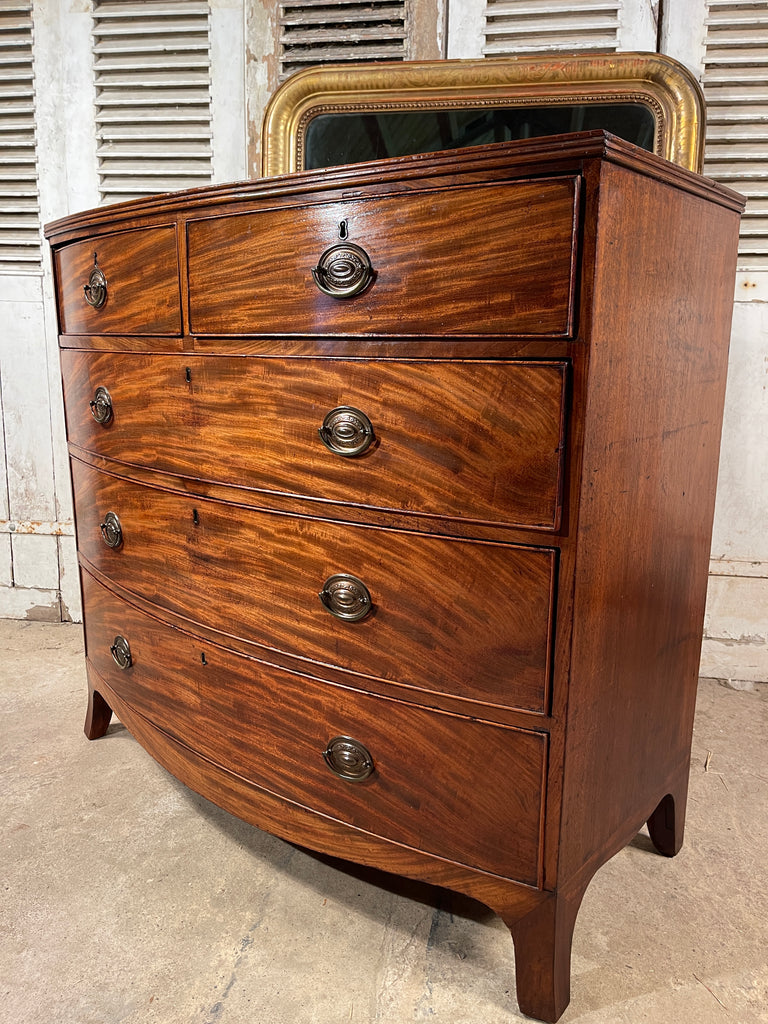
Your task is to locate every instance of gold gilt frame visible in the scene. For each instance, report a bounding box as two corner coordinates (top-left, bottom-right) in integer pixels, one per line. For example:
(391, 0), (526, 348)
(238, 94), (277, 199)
(261, 53), (705, 177)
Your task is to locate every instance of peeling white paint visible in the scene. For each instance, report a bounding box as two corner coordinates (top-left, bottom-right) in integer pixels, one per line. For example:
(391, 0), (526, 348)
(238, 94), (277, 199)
(735, 272), (768, 303)
(0, 520), (74, 535)
(0, 586), (61, 622)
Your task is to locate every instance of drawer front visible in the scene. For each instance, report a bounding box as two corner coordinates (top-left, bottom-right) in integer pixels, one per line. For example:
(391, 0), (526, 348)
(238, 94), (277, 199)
(61, 352), (567, 531)
(73, 461), (555, 713)
(83, 571), (546, 884)
(187, 178), (578, 336)
(54, 226), (182, 335)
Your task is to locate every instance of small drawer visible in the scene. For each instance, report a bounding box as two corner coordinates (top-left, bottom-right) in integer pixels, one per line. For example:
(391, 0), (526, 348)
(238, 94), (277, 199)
(187, 177), (579, 337)
(54, 226), (182, 336)
(83, 571), (547, 885)
(73, 461), (555, 714)
(61, 352), (568, 531)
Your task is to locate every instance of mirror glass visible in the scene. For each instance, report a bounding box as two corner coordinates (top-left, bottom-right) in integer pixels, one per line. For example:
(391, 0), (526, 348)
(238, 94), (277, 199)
(304, 102), (657, 169)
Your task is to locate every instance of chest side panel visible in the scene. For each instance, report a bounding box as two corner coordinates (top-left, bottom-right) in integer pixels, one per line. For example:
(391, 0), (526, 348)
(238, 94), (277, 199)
(558, 163), (742, 882)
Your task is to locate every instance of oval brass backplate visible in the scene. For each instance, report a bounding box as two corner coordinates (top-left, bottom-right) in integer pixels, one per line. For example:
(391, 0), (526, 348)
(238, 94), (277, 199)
(323, 735), (375, 782)
(83, 261), (107, 308)
(89, 385), (113, 425)
(312, 242), (373, 298)
(99, 511), (123, 549)
(318, 573), (372, 621)
(109, 634), (132, 670)
(318, 406), (375, 457)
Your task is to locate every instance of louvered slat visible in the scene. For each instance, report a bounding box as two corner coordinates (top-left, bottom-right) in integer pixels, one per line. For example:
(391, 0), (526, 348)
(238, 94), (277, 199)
(92, 0), (213, 205)
(483, 0), (620, 56)
(279, 1), (406, 80)
(703, 0), (768, 268)
(0, 0), (41, 272)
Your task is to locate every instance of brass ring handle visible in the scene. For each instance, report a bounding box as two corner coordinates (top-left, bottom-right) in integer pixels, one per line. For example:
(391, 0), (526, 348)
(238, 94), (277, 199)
(89, 386), (113, 425)
(312, 242), (373, 298)
(323, 736), (375, 782)
(318, 406), (375, 457)
(99, 511), (123, 549)
(319, 573), (372, 622)
(109, 635), (132, 670)
(83, 264), (107, 308)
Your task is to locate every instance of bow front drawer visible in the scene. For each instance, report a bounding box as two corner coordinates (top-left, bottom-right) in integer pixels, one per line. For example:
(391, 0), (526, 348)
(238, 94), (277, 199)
(60, 353), (568, 531)
(186, 177), (579, 337)
(82, 571), (547, 885)
(54, 226), (182, 336)
(72, 460), (556, 714)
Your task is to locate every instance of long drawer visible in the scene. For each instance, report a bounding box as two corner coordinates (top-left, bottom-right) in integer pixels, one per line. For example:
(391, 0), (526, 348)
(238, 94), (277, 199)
(54, 226), (182, 336)
(83, 571), (547, 885)
(61, 353), (568, 531)
(73, 460), (555, 714)
(186, 178), (579, 337)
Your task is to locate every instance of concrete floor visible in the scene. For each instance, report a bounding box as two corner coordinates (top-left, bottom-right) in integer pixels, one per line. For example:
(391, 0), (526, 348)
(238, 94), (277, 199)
(2, 620), (767, 1024)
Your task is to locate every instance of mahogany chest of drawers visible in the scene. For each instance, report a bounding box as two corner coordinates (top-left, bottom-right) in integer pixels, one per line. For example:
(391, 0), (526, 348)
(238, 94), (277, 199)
(46, 132), (743, 1022)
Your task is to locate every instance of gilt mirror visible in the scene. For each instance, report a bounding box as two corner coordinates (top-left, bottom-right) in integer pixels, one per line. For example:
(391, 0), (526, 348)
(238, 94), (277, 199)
(261, 53), (705, 177)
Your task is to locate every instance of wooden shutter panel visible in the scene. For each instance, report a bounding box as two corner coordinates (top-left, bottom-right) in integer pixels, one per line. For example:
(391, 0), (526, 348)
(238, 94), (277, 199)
(702, 0), (768, 270)
(0, 0), (40, 272)
(279, 0), (407, 80)
(92, 0), (213, 205)
(483, 0), (620, 56)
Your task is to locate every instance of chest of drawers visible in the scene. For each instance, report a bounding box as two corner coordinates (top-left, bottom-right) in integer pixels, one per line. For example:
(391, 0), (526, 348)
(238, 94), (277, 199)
(46, 132), (743, 1022)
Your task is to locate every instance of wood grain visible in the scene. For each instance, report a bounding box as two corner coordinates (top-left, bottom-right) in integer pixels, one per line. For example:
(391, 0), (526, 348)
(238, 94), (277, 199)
(47, 134), (745, 1023)
(61, 353), (568, 530)
(72, 459), (555, 713)
(557, 160), (743, 884)
(82, 570), (547, 884)
(87, 659), (551, 918)
(186, 178), (579, 336)
(55, 225), (182, 336)
(44, 132), (743, 248)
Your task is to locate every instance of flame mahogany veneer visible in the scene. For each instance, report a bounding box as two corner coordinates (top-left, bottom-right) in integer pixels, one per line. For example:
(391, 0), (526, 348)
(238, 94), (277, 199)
(47, 132), (743, 1022)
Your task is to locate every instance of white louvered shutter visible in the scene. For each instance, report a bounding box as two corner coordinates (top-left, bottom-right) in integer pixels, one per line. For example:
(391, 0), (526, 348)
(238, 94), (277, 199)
(279, 1), (407, 80)
(483, 0), (621, 55)
(92, 0), (213, 205)
(702, 0), (768, 270)
(0, 0), (40, 272)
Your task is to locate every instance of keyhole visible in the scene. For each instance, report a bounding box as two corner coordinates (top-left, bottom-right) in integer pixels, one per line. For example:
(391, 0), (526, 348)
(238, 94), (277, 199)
(338, 219), (348, 240)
